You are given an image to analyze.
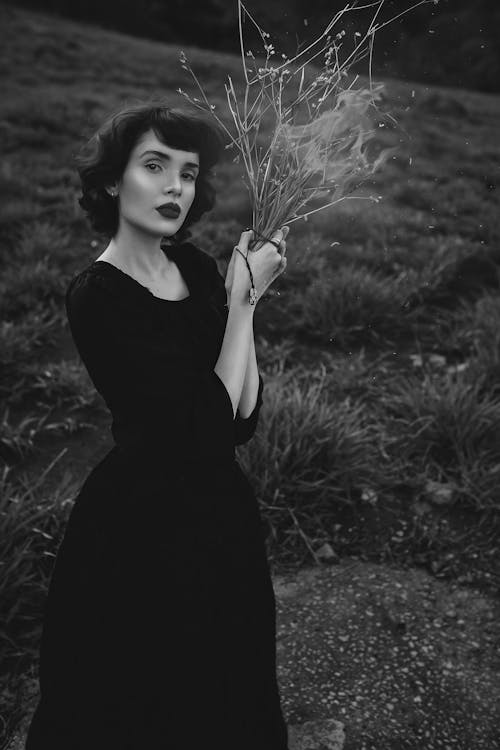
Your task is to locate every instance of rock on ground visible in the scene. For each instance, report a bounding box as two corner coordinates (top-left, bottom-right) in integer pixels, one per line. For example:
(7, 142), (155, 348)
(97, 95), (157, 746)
(289, 718), (345, 749)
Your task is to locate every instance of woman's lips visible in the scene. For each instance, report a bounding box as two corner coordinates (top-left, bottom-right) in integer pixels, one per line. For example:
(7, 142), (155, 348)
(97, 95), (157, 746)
(156, 206), (181, 219)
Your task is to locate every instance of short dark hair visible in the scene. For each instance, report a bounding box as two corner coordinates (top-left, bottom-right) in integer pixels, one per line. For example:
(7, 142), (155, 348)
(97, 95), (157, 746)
(75, 101), (225, 241)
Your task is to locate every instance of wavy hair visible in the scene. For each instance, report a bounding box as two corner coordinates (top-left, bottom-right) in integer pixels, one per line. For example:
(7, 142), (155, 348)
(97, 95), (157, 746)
(75, 101), (225, 242)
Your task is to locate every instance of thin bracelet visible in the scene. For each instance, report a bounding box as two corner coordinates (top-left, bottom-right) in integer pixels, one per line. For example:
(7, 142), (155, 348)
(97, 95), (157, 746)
(234, 247), (257, 305)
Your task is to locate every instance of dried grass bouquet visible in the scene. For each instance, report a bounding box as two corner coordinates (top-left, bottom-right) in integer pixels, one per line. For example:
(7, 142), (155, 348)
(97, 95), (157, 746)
(178, 0), (438, 246)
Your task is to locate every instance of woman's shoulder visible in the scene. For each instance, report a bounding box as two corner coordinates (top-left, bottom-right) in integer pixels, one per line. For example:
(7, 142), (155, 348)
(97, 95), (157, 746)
(66, 264), (98, 303)
(65, 262), (141, 329)
(65, 242), (223, 314)
(66, 262), (120, 302)
(177, 241), (227, 311)
(171, 240), (219, 275)
(172, 240), (223, 292)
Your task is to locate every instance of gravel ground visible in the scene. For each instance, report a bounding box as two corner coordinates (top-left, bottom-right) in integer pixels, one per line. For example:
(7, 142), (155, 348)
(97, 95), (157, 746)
(6, 559), (500, 750)
(275, 559), (500, 750)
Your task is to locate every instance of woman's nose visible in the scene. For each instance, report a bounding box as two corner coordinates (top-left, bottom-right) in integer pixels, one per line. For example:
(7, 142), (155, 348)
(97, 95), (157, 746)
(163, 172), (182, 195)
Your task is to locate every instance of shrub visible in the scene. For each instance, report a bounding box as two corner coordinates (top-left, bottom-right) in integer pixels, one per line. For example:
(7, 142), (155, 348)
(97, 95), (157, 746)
(0, 258), (66, 321)
(0, 308), (63, 400)
(237, 365), (388, 559)
(382, 372), (500, 511)
(0, 462), (77, 673)
(287, 263), (413, 346)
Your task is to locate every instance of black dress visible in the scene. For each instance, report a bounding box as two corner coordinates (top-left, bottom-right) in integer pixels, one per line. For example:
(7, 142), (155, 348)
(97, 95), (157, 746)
(25, 241), (289, 750)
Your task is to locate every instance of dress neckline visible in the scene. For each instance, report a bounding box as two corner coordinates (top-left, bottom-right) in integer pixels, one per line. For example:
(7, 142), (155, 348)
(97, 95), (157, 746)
(91, 247), (192, 303)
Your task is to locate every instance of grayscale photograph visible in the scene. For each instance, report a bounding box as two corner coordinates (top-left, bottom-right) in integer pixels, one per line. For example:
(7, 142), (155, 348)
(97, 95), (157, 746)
(1, 1), (499, 748)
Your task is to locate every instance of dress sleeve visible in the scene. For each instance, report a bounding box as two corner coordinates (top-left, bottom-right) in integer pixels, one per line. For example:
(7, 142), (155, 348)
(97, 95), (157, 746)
(65, 271), (236, 463)
(209, 255), (265, 446)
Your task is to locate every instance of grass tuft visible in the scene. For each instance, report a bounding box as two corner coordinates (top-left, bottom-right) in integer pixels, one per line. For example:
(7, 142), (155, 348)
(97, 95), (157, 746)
(237, 365), (387, 562)
(382, 373), (500, 510)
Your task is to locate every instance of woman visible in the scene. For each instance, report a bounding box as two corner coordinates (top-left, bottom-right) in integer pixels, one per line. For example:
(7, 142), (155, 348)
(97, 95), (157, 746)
(25, 102), (290, 750)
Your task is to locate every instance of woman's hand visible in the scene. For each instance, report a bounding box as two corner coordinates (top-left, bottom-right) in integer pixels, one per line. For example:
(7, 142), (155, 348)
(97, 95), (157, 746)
(226, 227), (289, 307)
(252, 226), (289, 299)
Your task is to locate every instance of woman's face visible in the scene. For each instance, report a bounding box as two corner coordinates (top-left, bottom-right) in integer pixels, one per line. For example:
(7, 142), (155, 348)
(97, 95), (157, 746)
(112, 129), (199, 238)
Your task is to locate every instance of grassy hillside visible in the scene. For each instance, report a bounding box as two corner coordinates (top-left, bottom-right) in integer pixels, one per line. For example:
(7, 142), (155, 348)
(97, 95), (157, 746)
(1, 2), (500, 744)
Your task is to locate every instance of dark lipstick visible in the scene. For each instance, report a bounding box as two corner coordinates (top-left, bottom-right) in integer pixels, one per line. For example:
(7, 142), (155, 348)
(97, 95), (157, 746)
(156, 202), (181, 219)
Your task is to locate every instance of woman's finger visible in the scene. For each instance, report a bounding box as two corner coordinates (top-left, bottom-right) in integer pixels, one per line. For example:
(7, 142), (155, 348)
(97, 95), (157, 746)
(270, 229), (283, 247)
(238, 229), (254, 252)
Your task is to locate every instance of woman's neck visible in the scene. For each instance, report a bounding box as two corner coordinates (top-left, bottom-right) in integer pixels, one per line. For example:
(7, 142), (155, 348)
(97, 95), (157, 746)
(104, 224), (173, 279)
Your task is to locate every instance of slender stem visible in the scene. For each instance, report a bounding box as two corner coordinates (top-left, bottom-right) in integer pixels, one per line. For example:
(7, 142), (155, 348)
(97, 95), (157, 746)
(179, 0), (430, 242)
(238, 0), (250, 86)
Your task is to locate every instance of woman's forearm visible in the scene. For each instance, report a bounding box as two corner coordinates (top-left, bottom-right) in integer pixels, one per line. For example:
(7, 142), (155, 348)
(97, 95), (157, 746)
(214, 298), (254, 418)
(237, 325), (259, 419)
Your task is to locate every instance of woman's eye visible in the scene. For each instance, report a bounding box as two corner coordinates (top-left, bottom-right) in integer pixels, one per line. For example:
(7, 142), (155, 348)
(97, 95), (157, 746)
(145, 163), (195, 179)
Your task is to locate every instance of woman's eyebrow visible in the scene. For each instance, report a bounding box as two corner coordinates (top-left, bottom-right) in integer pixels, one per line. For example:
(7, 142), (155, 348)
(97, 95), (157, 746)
(139, 150), (199, 169)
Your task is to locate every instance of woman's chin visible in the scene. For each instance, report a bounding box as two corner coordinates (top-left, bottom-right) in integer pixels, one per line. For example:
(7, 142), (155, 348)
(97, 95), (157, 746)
(145, 222), (181, 239)
(156, 216), (183, 237)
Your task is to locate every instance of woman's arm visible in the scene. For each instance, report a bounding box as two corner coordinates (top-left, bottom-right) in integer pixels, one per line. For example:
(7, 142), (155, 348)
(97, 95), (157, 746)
(214, 226), (285, 421)
(237, 325), (260, 419)
(214, 297), (254, 419)
(223, 282), (259, 420)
